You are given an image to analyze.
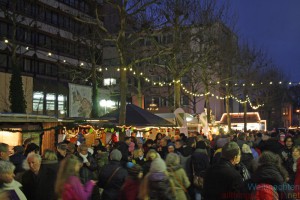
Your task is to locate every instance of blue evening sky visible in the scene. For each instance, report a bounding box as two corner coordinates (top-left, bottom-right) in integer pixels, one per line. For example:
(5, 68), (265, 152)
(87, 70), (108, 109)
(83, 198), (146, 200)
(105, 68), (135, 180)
(228, 0), (300, 82)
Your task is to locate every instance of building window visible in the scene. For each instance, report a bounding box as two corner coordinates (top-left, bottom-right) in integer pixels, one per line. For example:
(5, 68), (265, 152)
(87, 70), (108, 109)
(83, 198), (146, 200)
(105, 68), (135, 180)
(103, 78), (116, 86)
(58, 94), (67, 117)
(33, 92), (44, 114)
(0, 22), (7, 37)
(46, 93), (55, 115)
(38, 62), (45, 75)
(23, 58), (32, 72)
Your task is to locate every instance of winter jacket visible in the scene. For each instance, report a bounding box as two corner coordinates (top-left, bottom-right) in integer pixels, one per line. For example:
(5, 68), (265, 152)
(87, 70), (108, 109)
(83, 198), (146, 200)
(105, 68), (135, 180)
(167, 165), (190, 200)
(203, 158), (245, 200)
(281, 147), (295, 184)
(251, 184), (279, 200)
(252, 164), (288, 199)
(21, 161), (58, 200)
(97, 160), (128, 200)
(62, 176), (95, 200)
(118, 178), (140, 200)
(9, 153), (26, 174)
(76, 153), (98, 184)
(191, 148), (210, 176)
(147, 172), (175, 200)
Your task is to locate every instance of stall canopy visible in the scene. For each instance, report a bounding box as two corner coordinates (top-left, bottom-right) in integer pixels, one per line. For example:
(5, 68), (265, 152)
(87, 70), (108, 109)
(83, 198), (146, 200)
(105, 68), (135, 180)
(99, 104), (174, 127)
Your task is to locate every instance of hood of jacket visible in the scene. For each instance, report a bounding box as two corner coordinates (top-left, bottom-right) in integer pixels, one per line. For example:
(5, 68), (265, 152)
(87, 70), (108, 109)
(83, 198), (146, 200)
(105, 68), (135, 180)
(252, 164), (284, 185)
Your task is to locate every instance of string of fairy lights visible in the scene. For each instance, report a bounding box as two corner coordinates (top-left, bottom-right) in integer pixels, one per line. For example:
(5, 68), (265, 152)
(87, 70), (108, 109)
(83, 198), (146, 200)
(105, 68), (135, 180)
(113, 67), (300, 110)
(3, 39), (297, 111)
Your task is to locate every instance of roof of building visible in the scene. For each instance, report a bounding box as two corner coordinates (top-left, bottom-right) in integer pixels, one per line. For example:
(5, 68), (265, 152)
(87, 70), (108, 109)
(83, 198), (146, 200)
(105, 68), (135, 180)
(219, 112), (261, 124)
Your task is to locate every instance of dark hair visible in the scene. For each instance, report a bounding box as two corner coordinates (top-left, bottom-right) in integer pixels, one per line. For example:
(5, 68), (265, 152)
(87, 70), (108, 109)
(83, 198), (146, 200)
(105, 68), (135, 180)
(284, 136), (294, 144)
(155, 133), (162, 140)
(24, 143), (39, 156)
(221, 142), (240, 160)
(145, 139), (154, 145)
(258, 151), (288, 180)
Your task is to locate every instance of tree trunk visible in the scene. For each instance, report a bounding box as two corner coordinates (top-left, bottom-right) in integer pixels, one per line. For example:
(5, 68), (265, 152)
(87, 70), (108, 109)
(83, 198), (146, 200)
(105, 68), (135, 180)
(91, 59), (99, 118)
(137, 77), (142, 108)
(174, 81), (181, 109)
(243, 101), (247, 132)
(119, 68), (127, 125)
(226, 97), (231, 133)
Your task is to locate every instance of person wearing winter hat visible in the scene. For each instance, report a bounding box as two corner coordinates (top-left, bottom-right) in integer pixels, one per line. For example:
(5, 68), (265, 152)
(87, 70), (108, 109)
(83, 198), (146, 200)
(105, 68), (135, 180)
(97, 148), (127, 200)
(166, 153), (190, 200)
(149, 157), (167, 173)
(139, 158), (175, 200)
(118, 163), (143, 200)
(110, 149), (122, 161)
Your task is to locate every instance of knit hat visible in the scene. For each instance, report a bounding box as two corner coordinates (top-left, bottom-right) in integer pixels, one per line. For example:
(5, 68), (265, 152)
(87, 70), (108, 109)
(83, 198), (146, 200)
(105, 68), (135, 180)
(110, 149), (122, 161)
(127, 162), (142, 178)
(150, 157), (167, 173)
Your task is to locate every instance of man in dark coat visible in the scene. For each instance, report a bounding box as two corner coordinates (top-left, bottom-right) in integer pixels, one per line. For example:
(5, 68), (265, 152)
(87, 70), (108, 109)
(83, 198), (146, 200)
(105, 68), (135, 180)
(97, 149), (128, 200)
(22, 153), (57, 200)
(203, 141), (245, 200)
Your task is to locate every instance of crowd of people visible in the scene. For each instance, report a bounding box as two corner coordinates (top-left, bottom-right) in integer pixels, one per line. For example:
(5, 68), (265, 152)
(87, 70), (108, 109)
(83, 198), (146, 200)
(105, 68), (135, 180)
(0, 128), (300, 200)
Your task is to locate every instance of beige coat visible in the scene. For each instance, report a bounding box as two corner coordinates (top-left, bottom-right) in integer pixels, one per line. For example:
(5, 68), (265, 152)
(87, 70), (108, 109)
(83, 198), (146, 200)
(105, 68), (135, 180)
(168, 167), (191, 200)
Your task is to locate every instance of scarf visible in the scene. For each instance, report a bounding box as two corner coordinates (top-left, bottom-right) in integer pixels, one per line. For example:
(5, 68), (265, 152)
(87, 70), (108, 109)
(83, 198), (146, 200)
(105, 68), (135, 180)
(0, 180), (27, 200)
(79, 153), (89, 163)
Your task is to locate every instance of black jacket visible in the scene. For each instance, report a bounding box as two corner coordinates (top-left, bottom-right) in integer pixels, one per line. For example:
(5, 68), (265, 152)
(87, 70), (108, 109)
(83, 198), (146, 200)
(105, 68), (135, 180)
(97, 160), (128, 200)
(191, 148), (210, 176)
(22, 161), (58, 200)
(203, 158), (245, 200)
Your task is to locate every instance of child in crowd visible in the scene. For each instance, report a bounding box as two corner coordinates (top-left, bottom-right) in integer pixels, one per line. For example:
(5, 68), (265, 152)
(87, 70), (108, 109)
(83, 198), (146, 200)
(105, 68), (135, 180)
(55, 155), (96, 200)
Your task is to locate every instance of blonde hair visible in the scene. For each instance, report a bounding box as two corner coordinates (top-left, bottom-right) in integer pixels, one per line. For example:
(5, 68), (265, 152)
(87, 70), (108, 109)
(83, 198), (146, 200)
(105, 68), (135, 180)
(146, 149), (160, 161)
(55, 155), (81, 198)
(43, 149), (58, 161)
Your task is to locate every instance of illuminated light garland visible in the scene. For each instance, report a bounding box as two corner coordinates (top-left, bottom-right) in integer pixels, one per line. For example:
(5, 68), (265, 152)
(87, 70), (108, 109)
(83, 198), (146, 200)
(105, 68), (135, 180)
(106, 66), (294, 110)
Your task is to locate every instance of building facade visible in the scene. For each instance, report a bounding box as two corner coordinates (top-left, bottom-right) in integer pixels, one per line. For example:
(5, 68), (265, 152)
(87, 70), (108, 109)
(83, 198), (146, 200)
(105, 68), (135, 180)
(0, 0), (119, 118)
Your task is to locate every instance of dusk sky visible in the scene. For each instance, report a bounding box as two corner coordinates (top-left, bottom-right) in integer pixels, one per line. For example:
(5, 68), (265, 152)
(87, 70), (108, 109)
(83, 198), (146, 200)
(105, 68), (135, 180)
(228, 0), (300, 82)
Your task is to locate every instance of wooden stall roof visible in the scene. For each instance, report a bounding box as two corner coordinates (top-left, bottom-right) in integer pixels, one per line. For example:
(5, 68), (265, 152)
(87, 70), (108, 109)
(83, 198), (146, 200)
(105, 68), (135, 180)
(0, 113), (58, 122)
(219, 112), (261, 124)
